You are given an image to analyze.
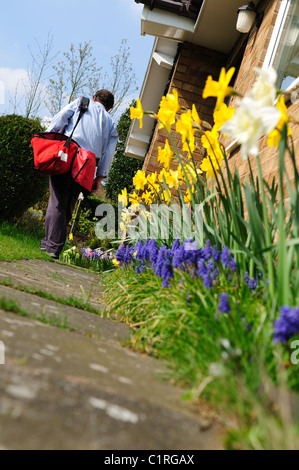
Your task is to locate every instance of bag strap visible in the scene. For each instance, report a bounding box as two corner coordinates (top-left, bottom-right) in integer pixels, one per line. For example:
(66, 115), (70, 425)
(65, 96), (90, 148)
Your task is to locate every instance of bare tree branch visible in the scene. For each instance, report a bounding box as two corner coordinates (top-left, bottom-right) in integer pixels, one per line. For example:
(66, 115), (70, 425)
(24, 33), (57, 118)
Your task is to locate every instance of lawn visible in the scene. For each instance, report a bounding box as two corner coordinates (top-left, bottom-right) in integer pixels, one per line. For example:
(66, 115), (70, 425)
(0, 222), (52, 262)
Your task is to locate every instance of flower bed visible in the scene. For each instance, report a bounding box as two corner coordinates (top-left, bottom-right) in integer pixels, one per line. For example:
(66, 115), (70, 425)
(103, 66), (299, 449)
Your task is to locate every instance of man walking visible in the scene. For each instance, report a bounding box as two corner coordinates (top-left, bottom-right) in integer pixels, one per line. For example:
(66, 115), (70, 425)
(41, 89), (118, 259)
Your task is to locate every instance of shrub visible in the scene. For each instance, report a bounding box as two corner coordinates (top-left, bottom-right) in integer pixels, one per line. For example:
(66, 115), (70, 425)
(0, 114), (48, 223)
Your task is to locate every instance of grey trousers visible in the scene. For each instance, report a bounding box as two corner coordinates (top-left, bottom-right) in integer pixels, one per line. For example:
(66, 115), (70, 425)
(41, 173), (81, 256)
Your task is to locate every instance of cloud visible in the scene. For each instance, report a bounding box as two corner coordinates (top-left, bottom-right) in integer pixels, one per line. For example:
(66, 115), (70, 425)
(0, 67), (28, 108)
(0, 67), (28, 94)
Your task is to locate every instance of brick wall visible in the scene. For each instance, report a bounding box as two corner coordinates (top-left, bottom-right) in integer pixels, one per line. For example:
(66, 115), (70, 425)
(142, 0), (299, 194)
(223, 0), (299, 194)
(141, 43), (228, 175)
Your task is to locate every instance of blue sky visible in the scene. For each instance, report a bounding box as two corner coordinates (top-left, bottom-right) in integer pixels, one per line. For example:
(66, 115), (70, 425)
(0, 0), (154, 119)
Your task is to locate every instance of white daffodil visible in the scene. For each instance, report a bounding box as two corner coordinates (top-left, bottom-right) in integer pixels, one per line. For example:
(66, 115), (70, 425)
(221, 96), (280, 160)
(249, 67), (278, 107)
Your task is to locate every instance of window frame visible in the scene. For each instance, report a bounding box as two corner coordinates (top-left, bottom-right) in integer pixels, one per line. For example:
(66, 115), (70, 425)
(263, 0), (299, 91)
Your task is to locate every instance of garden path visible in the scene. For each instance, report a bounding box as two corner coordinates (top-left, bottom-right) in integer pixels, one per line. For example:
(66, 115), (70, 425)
(0, 259), (225, 450)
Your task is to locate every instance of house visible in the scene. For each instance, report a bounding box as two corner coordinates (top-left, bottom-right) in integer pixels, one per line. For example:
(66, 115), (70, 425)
(125, 0), (299, 187)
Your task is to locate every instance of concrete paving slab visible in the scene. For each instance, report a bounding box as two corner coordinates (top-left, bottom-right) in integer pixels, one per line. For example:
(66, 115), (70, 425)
(0, 259), (104, 310)
(0, 259), (225, 450)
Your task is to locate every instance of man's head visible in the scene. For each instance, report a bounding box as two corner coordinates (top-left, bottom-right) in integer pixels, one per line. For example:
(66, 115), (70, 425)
(93, 90), (115, 112)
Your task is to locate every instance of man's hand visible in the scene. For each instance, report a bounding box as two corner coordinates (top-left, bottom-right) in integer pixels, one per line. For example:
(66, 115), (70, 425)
(91, 176), (104, 193)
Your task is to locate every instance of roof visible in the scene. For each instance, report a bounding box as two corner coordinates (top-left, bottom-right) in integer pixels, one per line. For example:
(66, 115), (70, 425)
(134, 0), (204, 20)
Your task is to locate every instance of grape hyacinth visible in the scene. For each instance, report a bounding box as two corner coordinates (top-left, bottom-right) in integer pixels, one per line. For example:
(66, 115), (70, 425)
(273, 306), (299, 343)
(244, 272), (258, 292)
(115, 239), (238, 289)
(218, 292), (231, 314)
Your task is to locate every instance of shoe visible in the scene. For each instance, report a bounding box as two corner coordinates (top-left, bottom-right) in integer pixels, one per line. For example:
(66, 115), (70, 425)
(45, 250), (59, 260)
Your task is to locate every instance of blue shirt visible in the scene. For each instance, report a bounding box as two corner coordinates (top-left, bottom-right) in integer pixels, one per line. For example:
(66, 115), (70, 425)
(47, 98), (118, 178)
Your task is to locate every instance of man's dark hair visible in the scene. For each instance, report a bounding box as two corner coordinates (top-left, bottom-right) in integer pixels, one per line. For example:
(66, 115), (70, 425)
(93, 89), (115, 111)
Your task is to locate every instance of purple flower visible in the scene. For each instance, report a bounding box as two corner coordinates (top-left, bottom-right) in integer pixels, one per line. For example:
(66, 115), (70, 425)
(202, 239), (212, 260)
(203, 274), (212, 290)
(273, 306), (299, 343)
(147, 239), (159, 268)
(244, 272), (258, 291)
(123, 245), (134, 266)
(172, 244), (185, 269)
(212, 245), (220, 263)
(161, 261), (174, 287)
(171, 238), (181, 256)
(218, 292), (231, 314)
(221, 246), (230, 268)
(229, 257), (237, 272)
(115, 244), (126, 264)
(198, 258), (207, 278)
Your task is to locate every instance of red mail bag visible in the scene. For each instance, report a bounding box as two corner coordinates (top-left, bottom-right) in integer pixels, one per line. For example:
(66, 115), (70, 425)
(31, 132), (80, 175)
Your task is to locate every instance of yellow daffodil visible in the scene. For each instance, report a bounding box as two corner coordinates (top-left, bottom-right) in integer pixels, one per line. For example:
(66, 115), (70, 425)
(157, 89), (181, 132)
(213, 103), (235, 131)
(69, 233), (73, 241)
(268, 95), (292, 148)
(184, 187), (193, 205)
(133, 170), (147, 191)
(176, 110), (194, 144)
(129, 191), (139, 204)
(118, 187), (128, 207)
(167, 169), (180, 190)
(201, 127), (224, 163)
(128, 192), (140, 212)
(192, 104), (201, 125)
(142, 190), (154, 205)
(177, 164), (184, 181)
(112, 259), (120, 267)
(130, 98), (144, 128)
(147, 172), (157, 186)
(162, 189), (171, 205)
(202, 67), (235, 111)
(158, 167), (170, 184)
(200, 155), (222, 179)
(184, 163), (202, 185)
(157, 139), (174, 170)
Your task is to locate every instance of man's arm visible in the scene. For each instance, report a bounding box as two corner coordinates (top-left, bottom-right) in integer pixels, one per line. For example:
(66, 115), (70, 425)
(47, 99), (79, 133)
(96, 127), (118, 179)
(91, 176), (104, 193)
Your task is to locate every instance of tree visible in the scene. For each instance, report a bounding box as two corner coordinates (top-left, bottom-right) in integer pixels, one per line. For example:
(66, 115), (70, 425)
(105, 101), (143, 203)
(24, 33), (57, 118)
(45, 39), (137, 118)
(45, 41), (102, 116)
(8, 33), (56, 118)
(102, 39), (137, 118)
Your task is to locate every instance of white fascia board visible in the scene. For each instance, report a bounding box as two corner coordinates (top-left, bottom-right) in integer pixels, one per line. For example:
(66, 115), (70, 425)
(141, 5), (195, 41)
(125, 144), (147, 160)
(152, 51), (175, 69)
(125, 37), (178, 161)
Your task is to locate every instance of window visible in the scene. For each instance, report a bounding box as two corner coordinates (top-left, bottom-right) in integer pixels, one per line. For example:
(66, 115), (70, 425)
(264, 0), (299, 90)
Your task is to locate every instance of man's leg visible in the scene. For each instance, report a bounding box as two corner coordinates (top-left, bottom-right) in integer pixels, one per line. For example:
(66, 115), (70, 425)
(41, 174), (80, 258)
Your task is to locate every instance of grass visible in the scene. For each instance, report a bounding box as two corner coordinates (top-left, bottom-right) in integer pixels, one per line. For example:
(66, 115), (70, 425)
(0, 296), (72, 330)
(0, 221), (53, 262)
(103, 254), (299, 450)
(0, 278), (102, 315)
